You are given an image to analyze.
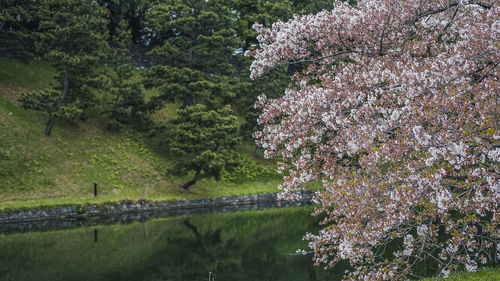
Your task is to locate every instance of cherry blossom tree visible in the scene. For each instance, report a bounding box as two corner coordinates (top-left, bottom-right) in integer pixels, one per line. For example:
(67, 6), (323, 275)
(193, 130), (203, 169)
(247, 0), (499, 280)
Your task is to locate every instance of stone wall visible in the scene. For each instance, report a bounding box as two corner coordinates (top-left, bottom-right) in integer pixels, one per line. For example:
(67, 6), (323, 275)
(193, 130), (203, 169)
(0, 191), (314, 233)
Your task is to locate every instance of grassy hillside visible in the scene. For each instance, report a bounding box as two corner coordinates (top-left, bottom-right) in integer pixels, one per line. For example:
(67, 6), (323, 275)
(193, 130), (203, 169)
(0, 57), (282, 210)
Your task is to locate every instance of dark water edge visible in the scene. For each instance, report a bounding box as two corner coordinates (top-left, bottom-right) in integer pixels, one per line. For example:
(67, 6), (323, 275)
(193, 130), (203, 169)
(0, 196), (311, 234)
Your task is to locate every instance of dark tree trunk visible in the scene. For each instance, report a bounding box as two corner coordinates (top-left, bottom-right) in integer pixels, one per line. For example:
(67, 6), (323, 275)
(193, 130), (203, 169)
(44, 118), (56, 136)
(45, 64), (71, 136)
(181, 170), (200, 190)
(181, 177), (197, 190)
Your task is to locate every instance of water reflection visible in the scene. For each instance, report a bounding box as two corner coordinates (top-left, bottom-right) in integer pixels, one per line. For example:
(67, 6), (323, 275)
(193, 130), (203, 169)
(0, 207), (343, 281)
(0, 206), (464, 281)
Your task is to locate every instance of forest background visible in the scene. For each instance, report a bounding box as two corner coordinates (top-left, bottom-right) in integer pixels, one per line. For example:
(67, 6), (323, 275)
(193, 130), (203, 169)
(0, 0), (342, 209)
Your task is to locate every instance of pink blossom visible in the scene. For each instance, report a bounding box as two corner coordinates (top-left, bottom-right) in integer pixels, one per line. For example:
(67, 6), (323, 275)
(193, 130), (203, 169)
(248, 0), (499, 280)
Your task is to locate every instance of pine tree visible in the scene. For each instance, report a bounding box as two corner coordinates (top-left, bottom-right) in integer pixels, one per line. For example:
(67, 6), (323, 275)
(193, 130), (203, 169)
(0, 0), (41, 59)
(19, 0), (109, 136)
(231, 0), (292, 142)
(291, 0), (356, 14)
(97, 0), (152, 44)
(144, 0), (238, 110)
(167, 104), (241, 189)
(233, 0), (292, 50)
(101, 20), (145, 129)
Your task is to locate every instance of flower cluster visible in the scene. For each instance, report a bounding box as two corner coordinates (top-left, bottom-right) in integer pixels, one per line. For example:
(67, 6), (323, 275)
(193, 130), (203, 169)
(248, 0), (499, 280)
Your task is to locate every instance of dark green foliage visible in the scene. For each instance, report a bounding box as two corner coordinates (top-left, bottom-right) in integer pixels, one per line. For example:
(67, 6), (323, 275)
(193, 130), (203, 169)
(19, 87), (85, 121)
(18, 89), (59, 111)
(220, 154), (272, 184)
(37, 1), (109, 70)
(291, 0), (357, 15)
(237, 66), (290, 138)
(144, 0), (238, 109)
(19, 87), (84, 121)
(146, 1), (236, 72)
(19, 0), (110, 135)
(97, 0), (152, 44)
(167, 104), (241, 189)
(291, 0), (334, 14)
(100, 20), (146, 129)
(233, 0), (292, 50)
(230, 1), (292, 139)
(0, 0), (40, 59)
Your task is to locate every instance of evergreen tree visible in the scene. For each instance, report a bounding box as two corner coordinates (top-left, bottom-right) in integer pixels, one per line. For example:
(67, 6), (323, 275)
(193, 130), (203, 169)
(19, 0), (109, 136)
(97, 0), (152, 44)
(167, 104), (241, 190)
(0, 0), (40, 59)
(231, 0), (292, 142)
(101, 20), (145, 129)
(236, 66), (289, 141)
(291, 0), (356, 15)
(144, 0), (238, 110)
(233, 0), (292, 50)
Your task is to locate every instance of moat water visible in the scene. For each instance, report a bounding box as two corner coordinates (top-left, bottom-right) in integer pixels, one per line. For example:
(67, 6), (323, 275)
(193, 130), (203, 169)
(0, 206), (446, 281)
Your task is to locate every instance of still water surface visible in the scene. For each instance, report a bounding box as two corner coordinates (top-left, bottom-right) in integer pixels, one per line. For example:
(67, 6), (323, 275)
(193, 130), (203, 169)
(0, 207), (346, 281)
(0, 206), (447, 281)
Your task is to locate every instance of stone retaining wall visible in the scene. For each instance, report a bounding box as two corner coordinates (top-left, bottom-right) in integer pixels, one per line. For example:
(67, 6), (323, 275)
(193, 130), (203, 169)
(0, 191), (314, 233)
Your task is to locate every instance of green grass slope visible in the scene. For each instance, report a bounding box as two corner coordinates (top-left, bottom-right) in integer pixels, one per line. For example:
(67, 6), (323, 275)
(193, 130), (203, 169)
(0, 57), (281, 210)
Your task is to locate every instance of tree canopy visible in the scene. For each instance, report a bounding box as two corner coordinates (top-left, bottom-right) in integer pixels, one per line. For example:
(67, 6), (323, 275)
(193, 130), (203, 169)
(0, 0), (40, 59)
(248, 0), (499, 280)
(100, 20), (146, 129)
(19, 0), (109, 136)
(167, 104), (241, 189)
(144, 0), (238, 109)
